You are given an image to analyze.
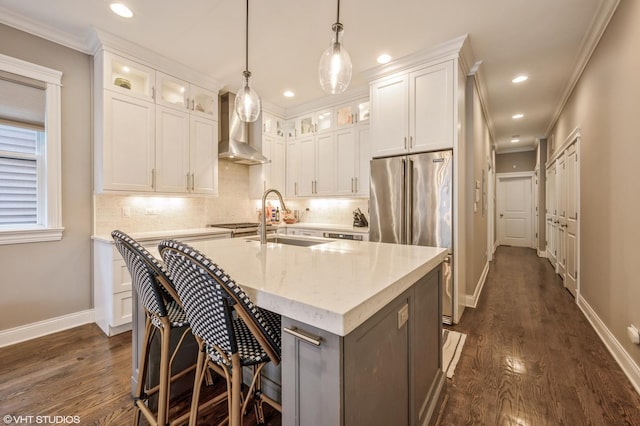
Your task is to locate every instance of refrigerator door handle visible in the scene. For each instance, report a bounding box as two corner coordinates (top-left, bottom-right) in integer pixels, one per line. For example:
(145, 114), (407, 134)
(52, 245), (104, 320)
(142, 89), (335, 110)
(407, 158), (414, 245)
(401, 158), (407, 244)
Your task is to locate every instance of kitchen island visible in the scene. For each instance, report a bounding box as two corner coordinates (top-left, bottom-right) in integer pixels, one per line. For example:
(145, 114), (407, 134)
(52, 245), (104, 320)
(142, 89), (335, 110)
(178, 236), (448, 426)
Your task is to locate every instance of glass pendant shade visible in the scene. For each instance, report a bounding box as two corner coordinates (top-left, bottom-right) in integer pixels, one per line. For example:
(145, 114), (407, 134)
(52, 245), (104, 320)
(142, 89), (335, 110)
(235, 71), (261, 122)
(319, 23), (352, 95)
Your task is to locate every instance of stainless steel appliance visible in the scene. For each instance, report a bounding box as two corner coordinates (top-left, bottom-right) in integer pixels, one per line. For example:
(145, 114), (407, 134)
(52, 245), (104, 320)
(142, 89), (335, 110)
(322, 232), (364, 241)
(207, 222), (276, 238)
(218, 92), (268, 165)
(369, 150), (453, 324)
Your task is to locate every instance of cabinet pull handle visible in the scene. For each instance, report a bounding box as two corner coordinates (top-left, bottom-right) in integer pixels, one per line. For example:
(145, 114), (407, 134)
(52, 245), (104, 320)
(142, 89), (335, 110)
(284, 326), (322, 346)
(351, 177), (354, 193)
(186, 173), (190, 190)
(151, 168), (156, 189)
(191, 173), (195, 191)
(355, 177), (358, 193)
(294, 181), (298, 196)
(409, 136), (413, 148)
(404, 136), (407, 149)
(191, 99), (195, 111)
(186, 97), (190, 110)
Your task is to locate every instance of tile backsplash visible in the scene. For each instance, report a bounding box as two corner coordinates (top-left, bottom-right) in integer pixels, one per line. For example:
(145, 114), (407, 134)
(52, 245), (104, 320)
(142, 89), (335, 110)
(94, 160), (370, 236)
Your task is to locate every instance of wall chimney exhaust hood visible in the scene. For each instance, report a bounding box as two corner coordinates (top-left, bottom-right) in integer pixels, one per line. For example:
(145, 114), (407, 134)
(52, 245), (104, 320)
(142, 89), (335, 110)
(218, 92), (268, 165)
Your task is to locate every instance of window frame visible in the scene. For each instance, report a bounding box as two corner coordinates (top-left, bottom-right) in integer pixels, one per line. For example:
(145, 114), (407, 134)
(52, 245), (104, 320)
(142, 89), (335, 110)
(0, 53), (63, 245)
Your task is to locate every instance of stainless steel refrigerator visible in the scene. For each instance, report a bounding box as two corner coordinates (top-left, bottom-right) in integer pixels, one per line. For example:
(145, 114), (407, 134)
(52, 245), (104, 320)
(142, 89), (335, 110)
(369, 150), (454, 324)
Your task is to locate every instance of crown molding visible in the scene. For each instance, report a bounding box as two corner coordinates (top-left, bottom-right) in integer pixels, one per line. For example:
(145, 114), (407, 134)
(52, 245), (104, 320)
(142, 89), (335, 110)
(284, 85), (369, 118)
(92, 28), (222, 92)
(361, 34), (469, 82)
(545, 0), (621, 136)
(0, 6), (92, 54)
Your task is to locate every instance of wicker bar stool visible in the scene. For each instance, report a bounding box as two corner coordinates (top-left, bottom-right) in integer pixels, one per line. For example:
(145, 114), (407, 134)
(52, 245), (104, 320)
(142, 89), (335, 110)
(111, 230), (226, 426)
(158, 239), (282, 426)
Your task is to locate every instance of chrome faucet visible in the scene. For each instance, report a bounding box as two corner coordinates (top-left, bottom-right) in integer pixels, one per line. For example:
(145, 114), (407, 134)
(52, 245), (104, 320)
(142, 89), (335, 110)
(260, 188), (288, 244)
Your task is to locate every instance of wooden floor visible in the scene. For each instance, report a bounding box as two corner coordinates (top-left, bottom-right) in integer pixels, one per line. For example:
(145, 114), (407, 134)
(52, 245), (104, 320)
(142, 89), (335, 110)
(437, 246), (640, 426)
(2, 246), (639, 425)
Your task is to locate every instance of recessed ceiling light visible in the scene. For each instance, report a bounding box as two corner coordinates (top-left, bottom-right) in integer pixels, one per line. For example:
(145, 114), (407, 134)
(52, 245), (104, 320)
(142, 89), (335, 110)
(512, 75), (528, 83)
(283, 90), (295, 98)
(121, 66), (130, 73)
(110, 3), (133, 18)
(512, 113), (524, 119)
(377, 54), (391, 64)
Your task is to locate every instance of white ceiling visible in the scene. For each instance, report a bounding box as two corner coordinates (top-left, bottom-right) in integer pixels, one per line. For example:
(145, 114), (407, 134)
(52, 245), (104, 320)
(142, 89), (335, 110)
(0, 0), (619, 153)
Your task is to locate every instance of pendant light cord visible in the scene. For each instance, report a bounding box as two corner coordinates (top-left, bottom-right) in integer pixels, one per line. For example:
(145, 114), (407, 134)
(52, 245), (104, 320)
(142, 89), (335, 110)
(336, 0), (340, 24)
(245, 0), (249, 72)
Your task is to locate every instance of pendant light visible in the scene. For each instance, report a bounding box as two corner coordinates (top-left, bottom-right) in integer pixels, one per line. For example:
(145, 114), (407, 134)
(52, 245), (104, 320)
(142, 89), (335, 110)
(235, 0), (261, 122)
(318, 0), (352, 95)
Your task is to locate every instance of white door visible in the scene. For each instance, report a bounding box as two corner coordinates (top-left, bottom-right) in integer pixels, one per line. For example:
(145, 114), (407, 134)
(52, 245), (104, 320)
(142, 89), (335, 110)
(565, 143), (579, 297)
(497, 174), (533, 247)
(556, 153), (567, 278)
(546, 164), (558, 267)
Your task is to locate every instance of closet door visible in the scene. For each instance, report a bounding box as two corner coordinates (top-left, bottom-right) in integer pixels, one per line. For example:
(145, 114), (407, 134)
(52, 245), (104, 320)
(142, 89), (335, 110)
(565, 143), (578, 297)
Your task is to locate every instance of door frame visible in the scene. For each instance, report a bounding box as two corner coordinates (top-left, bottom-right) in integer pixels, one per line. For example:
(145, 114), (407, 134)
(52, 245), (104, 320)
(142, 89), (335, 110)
(495, 171), (535, 248)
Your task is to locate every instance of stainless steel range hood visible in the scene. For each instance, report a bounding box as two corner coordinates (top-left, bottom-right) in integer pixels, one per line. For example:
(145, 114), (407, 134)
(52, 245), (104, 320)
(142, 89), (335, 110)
(218, 92), (268, 165)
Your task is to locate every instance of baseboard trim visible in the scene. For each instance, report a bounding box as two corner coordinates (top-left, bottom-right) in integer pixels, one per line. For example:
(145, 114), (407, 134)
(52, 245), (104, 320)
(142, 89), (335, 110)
(0, 309), (95, 348)
(464, 261), (490, 308)
(577, 295), (640, 395)
(537, 249), (547, 258)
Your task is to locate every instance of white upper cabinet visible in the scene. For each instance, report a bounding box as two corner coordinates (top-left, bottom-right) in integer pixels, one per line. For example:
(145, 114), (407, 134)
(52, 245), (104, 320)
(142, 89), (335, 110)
(292, 108), (334, 137)
(155, 106), (218, 195)
(101, 90), (155, 192)
(249, 111), (286, 198)
(335, 125), (370, 197)
(371, 74), (409, 157)
(371, 60), (454, 157)
(103, 52), (155, 101)
(156, 71), (217, 119)
(336, 98), (370, 129)
(94, 50), (219, 194)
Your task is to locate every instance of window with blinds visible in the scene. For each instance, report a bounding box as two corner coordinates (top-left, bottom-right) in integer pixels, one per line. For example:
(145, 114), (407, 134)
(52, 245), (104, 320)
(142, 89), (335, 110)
(0, 53), (62, 244)
(0, 124), (40, 226)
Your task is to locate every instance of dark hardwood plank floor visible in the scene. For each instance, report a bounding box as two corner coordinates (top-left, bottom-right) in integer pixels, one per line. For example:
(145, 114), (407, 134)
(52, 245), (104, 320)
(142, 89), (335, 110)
(0, 323), (279, 425)
(437, 246), (640, 426)
(2, 246), (639, 425)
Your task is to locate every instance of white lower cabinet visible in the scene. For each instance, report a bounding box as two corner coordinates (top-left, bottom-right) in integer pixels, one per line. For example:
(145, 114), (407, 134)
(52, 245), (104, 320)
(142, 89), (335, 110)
(93, 232), (230, 336)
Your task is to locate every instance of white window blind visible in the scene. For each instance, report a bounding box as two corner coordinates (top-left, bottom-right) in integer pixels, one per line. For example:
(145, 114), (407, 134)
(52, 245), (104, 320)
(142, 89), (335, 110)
(0, 125), (39, 226)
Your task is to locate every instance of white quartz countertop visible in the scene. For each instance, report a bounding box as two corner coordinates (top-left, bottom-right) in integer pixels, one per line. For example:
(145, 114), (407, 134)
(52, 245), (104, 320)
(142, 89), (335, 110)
(92, 227), (231, 243)
(182, 237), (446, 336)
(278, 222), (369, 234)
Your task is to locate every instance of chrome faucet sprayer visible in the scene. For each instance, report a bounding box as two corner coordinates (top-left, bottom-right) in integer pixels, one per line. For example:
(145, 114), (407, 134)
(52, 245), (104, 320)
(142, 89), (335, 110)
(260, 188), (288, 244)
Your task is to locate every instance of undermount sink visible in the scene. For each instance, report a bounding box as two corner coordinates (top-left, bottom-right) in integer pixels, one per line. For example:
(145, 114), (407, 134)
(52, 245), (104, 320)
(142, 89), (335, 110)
(245, 235), (329, 247)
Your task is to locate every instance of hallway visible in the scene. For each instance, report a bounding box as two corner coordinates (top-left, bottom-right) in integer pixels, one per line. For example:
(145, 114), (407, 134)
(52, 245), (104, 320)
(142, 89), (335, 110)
(437, 246), (640, 425)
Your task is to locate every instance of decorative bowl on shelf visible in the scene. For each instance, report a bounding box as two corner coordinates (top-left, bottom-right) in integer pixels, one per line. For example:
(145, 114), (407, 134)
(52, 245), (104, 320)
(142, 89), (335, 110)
(283, 218), (296, 224)
(114, 77), (131, 90)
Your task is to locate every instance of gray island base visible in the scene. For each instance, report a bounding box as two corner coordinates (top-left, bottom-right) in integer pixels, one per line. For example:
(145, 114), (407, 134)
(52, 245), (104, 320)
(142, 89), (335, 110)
(281, 266), (444, 426)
